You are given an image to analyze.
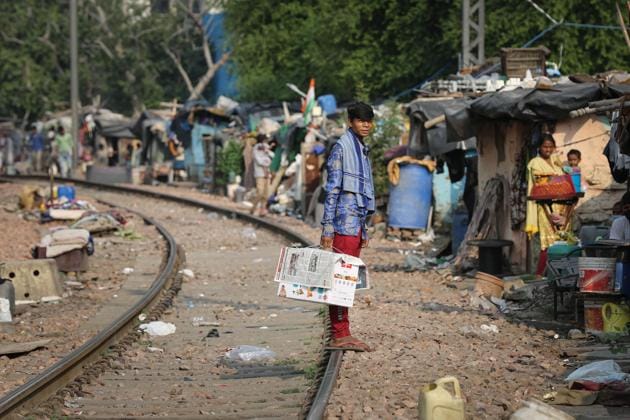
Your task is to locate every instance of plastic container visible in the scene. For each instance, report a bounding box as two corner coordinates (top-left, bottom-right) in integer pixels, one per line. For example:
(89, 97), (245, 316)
(317, 94), (337, 116)
(55, 185), (76, 201)
(602, 303), (630, 334)
(578, 257), (616, 292)
(584, 300), (605, 332)
(388, 163), (432, 230)
(418, 376), (465, 420)
(451, 210), (469, 254)
(548, 241), (580, 259)
(571, 172), (581, 193)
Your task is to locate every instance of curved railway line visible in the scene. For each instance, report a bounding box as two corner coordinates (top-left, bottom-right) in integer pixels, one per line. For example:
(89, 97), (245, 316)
(0, 176), (343, 419)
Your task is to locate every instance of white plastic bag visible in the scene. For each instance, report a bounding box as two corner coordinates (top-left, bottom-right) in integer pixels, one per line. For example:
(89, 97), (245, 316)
(225, 345), (276, 362)
(565, 360), (628, 383)
(138, 321), (177, 336)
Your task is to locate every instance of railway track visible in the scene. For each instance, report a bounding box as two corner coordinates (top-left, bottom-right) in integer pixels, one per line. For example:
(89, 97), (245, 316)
(0, 176), (342, 419)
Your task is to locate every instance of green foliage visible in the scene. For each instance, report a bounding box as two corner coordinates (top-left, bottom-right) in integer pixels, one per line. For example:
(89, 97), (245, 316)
(216, 139), (243, 185)
(225, 0), (629, 101)
(366, 102), (404, 197)
(0, 1), (211, 122)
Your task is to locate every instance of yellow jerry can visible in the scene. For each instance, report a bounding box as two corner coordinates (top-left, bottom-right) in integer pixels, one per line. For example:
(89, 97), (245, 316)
(418, 376), (465, 420)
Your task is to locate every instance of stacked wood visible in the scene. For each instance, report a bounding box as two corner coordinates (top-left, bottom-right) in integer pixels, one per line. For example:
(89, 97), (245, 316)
(454, 175), (509, 271)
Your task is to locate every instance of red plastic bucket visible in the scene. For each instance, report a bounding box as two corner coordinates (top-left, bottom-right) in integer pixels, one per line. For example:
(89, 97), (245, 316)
(578, 257), (615, 293)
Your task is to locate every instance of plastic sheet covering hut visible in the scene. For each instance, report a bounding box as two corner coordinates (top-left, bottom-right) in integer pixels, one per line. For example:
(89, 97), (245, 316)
(93, 111), (135, 139)
(406, 98), (476, 157)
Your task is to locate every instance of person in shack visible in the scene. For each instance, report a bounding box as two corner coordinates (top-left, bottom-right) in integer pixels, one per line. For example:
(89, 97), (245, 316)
(525, 135), (570, 275)
(320, 102), (375, 352)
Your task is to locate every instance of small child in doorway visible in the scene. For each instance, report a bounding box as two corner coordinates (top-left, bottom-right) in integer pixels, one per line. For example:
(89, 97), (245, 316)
(567, 149), (581, 170)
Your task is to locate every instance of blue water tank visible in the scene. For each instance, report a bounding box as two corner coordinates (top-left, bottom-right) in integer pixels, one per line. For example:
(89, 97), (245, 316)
(317, 95), (337, 116)
(388, 163), (432, 230)
(451, 210), (469, 254)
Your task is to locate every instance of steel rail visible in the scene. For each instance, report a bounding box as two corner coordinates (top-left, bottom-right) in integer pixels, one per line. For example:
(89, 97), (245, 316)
(0, 182), (179, 417)
(0, 176), (343, 419)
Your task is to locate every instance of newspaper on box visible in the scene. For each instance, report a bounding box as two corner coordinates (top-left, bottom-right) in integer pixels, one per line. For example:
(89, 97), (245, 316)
(274, 247), (369, 308)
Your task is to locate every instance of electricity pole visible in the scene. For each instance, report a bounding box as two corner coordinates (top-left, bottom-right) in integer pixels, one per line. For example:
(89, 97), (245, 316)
(70, 0), (79, 176)
(462, 0), (485, 68)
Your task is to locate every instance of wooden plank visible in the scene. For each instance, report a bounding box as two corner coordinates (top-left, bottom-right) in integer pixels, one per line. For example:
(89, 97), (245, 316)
(0, 339), (51, 356)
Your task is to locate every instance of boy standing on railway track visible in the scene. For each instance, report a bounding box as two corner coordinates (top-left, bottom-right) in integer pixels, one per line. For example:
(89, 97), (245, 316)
(320, 102), (375, 352)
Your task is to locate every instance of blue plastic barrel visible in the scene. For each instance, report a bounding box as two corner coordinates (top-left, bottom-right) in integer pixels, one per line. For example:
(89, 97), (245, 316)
(317, 95), (337, 116)
(388, 163), (432, 230)
(451, 210), (469, 254)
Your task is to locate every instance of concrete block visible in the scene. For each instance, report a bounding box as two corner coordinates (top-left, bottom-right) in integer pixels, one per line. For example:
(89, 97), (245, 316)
(0, 259), (63, 302)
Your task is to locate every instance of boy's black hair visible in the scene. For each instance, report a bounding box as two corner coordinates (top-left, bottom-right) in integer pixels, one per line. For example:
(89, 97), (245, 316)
(256, 133), (267, 143)
(567, 149), (581, 159)
(347, 102), (374, 121)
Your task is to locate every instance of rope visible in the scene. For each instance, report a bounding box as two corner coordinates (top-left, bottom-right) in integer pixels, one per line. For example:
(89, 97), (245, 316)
(387, 156), (436, 186)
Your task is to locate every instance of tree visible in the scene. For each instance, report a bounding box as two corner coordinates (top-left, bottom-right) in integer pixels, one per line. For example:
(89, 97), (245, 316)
(0, 0), (228, 123)
(225, 0), (630, 102)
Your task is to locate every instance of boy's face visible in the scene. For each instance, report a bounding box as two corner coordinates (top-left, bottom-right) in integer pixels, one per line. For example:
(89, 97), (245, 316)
(349, 118), (373, 138)
(568, 154), (581, 167)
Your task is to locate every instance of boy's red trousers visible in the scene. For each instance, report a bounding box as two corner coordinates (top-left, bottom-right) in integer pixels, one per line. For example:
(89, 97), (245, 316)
(329, 230), (362, 339)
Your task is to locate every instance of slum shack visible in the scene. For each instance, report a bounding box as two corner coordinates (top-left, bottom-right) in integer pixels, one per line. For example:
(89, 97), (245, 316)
(452, 81), (630, 274)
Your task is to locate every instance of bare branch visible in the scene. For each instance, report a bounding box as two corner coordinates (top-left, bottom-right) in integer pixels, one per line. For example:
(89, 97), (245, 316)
(164, 46), (195, 94)
(96, 39), (115, 59)
(188, 52), (230, 100)
(0, 31), (25, 45)
(616, 2), (630, 51)
(201, 29), (214, 68)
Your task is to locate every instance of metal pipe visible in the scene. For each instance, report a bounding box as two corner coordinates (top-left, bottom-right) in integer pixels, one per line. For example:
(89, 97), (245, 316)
(70, 0), (79, 175)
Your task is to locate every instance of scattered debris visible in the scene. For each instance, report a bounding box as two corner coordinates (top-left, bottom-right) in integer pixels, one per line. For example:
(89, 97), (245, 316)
(122, 267), (134, 274)
(204, 328), (220, 338)
(567, 329), (586, 340)
(225, 345), (276, 362)
(480, 324), (499, 334)
(113, 228), (143, 240)
(0, 339), (52, 356)
(241, 227), (257, 240)
(565, 360), (629, 384)
(510, 398), (575, 419)
(138, 321), (176, 336)
(180, 269), (195, 279)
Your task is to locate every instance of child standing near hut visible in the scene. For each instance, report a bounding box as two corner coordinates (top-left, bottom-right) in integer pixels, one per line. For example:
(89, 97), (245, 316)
(320, 102), (375, 352)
